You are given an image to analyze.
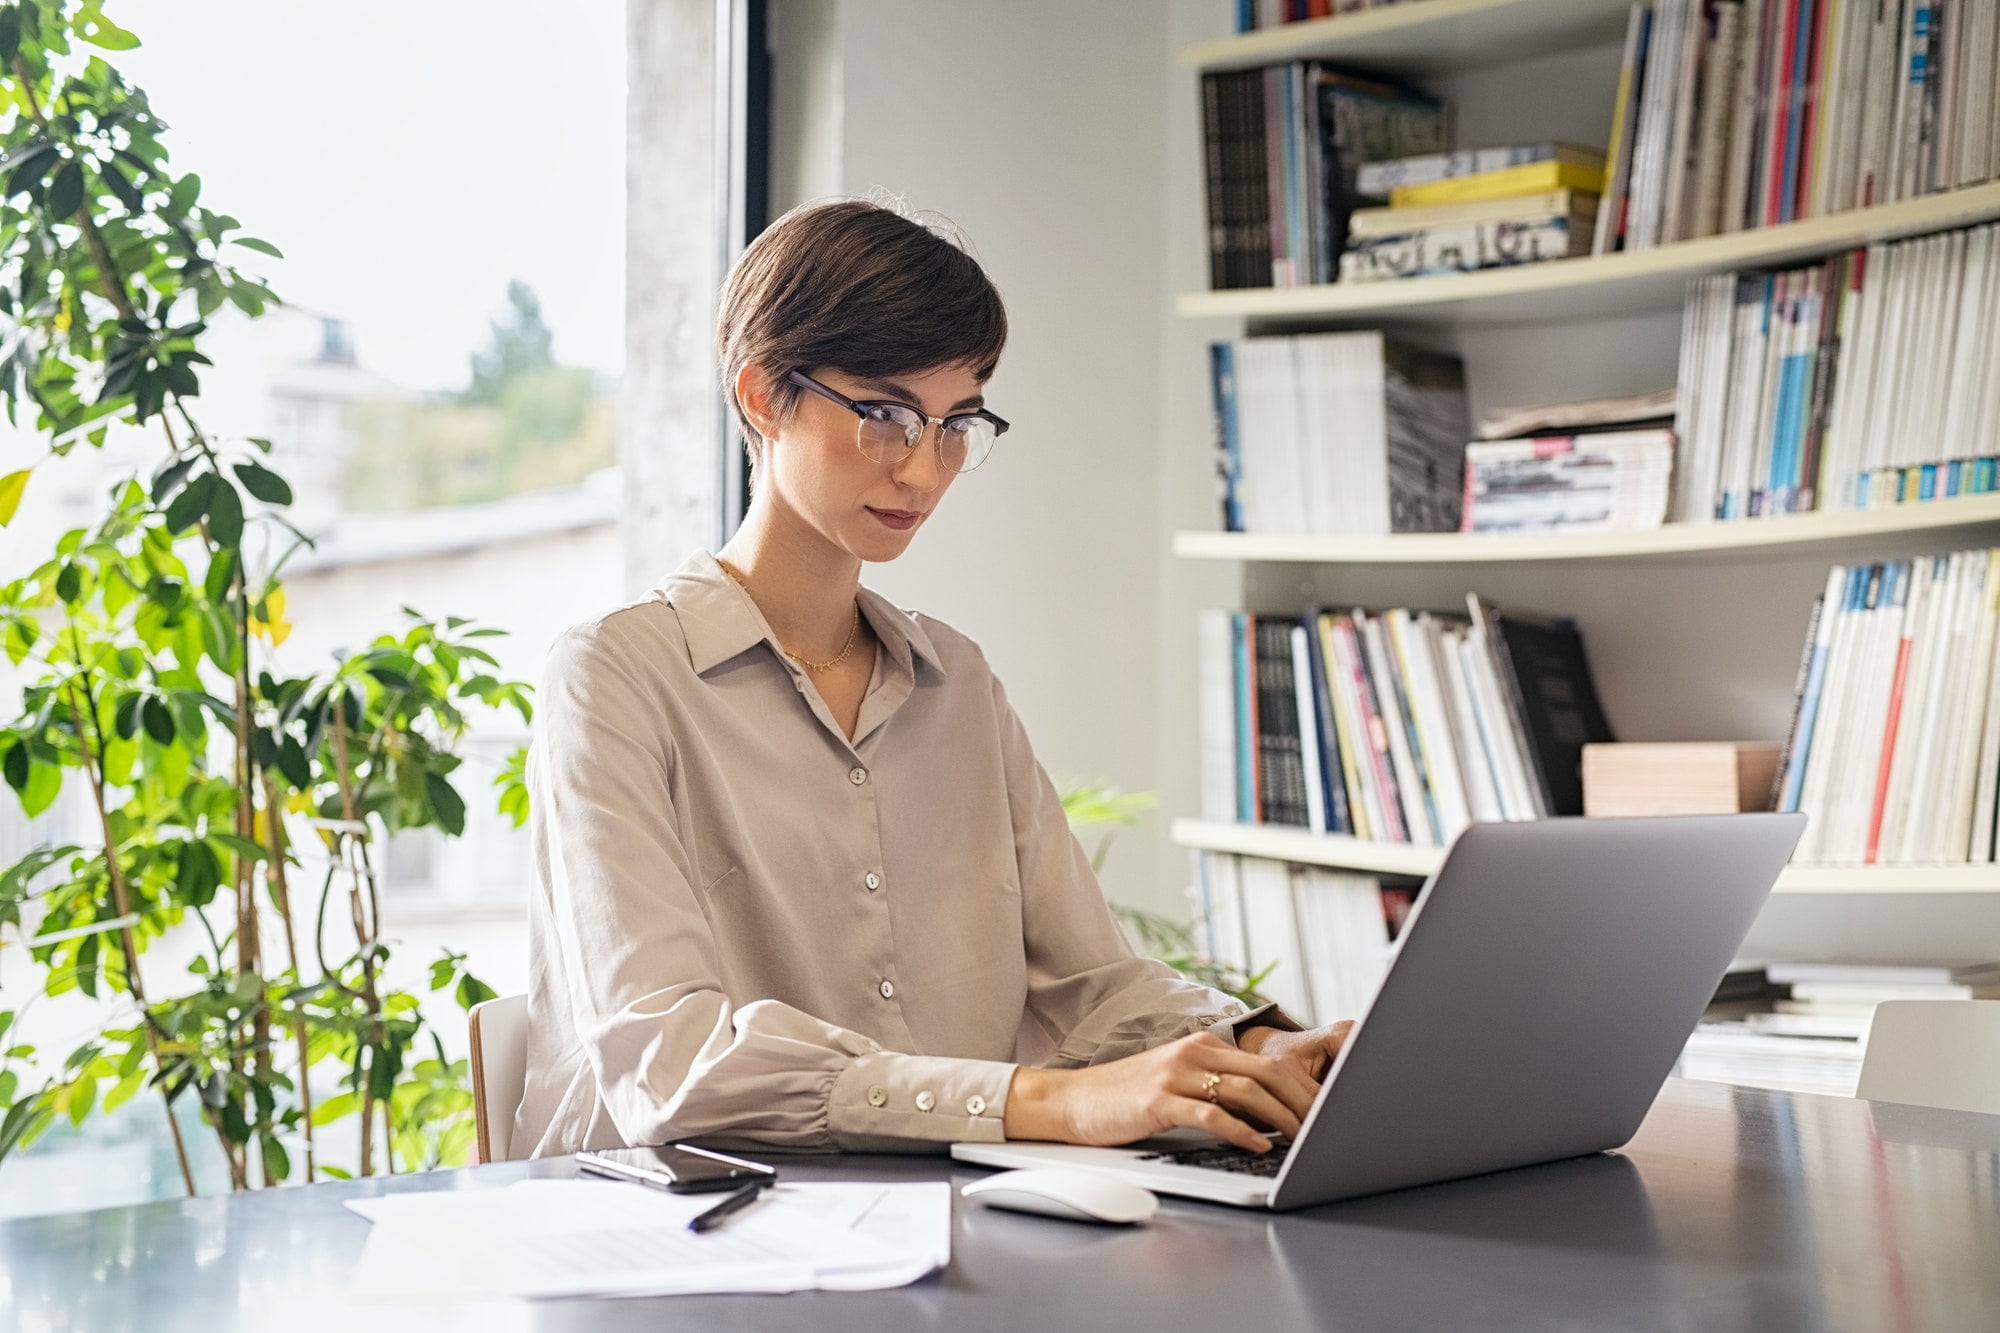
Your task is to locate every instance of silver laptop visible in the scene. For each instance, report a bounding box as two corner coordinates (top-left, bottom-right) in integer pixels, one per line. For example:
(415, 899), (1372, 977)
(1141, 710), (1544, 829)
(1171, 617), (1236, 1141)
(953, 813), (1807, 1210)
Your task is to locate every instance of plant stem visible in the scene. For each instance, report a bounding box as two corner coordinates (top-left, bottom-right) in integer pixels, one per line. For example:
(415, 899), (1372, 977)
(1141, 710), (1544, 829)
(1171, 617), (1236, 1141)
(57, 627), (196, 1197)
(261, 775), (316, 1183)
(329, 697), (382, 1176)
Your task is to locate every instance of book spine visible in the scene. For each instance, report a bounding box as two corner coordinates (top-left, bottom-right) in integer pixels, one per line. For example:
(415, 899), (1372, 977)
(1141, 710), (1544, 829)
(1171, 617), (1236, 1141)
(1775, 565), (1843, 810)
(1770, 586), (1826, 812)
(1596, 3), (1650, 255)
(1256, 617), (1311, 827)
(1340, 217), (1585, 283)
(1290, 623), (1328, 833)
(1302, 609), (1354, 836)
(1234, 612), (1259, 822)
(1864, 559), (1925, 860)
(1209, 341), (1244, 532)
(1202, 73), (1229, 290)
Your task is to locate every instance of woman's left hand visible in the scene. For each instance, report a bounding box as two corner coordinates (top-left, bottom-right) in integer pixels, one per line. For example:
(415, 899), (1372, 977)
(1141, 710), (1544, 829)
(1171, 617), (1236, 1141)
(1236, 1020), (1355, 1088)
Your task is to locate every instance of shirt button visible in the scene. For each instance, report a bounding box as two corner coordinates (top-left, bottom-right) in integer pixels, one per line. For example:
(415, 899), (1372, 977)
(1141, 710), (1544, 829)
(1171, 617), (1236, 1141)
(864, 872), (881, 891)
(879, 979), (895, 1000)
(915, 1091), (936, 1112)
(849, 766), (868, 785)
(866, 1085), (887, 1107)
(965, 1095), (987, 1115)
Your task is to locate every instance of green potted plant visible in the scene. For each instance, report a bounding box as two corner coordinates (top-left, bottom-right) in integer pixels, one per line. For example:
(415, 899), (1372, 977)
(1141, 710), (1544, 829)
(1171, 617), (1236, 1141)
(0, 0), (530, 1191)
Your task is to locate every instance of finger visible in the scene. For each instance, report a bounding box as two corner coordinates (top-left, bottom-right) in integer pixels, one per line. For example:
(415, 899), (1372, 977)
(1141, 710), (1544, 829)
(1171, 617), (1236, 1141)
(1198, 1046), (1319, 1122)
(1168, 1096), (1273, 1154)
(1207, 1073), (1303, 1138)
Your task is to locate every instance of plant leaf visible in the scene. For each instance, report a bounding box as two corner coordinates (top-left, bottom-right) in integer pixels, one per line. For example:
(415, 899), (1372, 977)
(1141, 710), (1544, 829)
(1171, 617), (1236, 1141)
(46, 161), (83, 218)
(424, 772), (466, 837)
(232, 461), (292, 506)
(205, 475), (243, 546)
(0, 470), (29, 526)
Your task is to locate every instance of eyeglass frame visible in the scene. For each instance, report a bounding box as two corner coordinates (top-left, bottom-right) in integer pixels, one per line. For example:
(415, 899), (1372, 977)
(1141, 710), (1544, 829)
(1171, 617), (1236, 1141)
(785, 369), (1010, 473)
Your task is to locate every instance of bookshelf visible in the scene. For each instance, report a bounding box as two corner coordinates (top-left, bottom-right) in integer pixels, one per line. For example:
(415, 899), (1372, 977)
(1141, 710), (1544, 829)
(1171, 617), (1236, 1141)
(1172, 0), (2000, 959)
(1175, 492), (2000, 566)
(1172, 819), (2000, 896)
(1178, 180), (2000, 327)
(1176, 0), (1633, 76)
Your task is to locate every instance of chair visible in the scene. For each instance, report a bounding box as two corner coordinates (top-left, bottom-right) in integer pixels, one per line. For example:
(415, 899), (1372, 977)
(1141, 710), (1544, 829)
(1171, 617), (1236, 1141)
(1855, 1000), (2000, 1115)
(469, 993), (530, 1163)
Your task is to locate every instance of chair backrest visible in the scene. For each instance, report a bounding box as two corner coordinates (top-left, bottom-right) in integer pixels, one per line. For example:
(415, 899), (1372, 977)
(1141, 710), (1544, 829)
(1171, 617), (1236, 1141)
(1856, 1000), (2000, 1115)
(468, 993), (530, 1163)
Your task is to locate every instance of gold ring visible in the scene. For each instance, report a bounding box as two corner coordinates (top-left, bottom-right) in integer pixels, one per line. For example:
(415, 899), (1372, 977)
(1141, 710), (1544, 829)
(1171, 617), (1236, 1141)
(1202, 1071), (1222, 1104)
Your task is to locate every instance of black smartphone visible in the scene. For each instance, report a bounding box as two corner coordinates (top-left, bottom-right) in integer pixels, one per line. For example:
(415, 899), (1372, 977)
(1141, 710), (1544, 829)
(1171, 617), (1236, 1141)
(575, 1142), (779, 1193)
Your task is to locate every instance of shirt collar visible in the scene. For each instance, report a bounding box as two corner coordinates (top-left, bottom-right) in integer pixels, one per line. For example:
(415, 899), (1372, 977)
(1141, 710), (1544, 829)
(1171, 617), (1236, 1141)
(663, 549), (945, 679)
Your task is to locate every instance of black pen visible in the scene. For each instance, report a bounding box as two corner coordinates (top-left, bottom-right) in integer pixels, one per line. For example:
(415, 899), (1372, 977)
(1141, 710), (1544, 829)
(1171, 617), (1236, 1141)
(687, 1178), (770, 1233)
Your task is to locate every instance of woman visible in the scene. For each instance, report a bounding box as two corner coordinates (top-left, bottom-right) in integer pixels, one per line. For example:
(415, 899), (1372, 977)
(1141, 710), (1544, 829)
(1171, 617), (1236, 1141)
(512, 197), (1352, 1160)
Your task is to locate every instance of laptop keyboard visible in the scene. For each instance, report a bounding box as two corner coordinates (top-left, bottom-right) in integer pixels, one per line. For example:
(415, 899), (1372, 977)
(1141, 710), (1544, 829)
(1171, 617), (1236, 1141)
(1136, 1143), (1289, 1177)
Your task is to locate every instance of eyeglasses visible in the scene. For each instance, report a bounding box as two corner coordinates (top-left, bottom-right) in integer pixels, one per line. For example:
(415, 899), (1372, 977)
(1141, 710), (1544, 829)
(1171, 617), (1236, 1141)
(787, 369), (1009, 474)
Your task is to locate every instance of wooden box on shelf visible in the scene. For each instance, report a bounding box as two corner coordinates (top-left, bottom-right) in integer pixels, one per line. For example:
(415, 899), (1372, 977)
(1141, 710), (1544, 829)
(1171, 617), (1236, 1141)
(1582, 742), (1782, 818)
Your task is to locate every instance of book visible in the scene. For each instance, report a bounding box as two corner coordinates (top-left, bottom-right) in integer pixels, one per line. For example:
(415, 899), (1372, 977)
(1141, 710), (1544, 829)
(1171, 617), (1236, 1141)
(1766, 959), (2000, 985)
(1338, 215), (1591, 283)
(1254, 616), (1312, 828)
(1345, 188), (1597, 238)
(1470, 597), (1616, 817)
(1388, 158), (1608, 209)
(1357, 143), (1605, 197)
(1788, 979), (2000, 1003)
(1477, 388), (1678, 442)
(1595, 4), (1652, 254)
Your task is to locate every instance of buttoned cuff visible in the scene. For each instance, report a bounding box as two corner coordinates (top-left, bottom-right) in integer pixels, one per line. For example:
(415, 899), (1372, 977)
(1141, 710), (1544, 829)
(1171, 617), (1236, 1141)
(1209, 1002), (1303, 1047)
(827, 1051), (1016, 1151)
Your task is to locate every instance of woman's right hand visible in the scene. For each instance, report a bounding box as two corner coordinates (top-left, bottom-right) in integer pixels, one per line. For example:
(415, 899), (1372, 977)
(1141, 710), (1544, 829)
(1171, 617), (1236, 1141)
(1001, 1032), (1321, 1154)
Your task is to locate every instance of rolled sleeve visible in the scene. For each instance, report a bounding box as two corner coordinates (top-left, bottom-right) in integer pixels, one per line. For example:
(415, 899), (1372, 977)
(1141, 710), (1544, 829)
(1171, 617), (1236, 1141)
(828, 1052), (1016, 1150)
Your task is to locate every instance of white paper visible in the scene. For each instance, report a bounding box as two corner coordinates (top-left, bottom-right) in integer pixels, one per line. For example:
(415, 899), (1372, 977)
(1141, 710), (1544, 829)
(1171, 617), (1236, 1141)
(345, 1179), (950, 1301)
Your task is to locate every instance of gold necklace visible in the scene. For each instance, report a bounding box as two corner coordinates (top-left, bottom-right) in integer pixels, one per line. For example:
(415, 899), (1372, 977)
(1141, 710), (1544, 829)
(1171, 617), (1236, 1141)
(718, 560), (862, 673)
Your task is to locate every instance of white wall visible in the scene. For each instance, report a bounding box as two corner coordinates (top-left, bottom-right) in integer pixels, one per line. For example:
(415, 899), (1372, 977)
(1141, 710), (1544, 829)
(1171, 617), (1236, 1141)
(770, 0), (1185, 910)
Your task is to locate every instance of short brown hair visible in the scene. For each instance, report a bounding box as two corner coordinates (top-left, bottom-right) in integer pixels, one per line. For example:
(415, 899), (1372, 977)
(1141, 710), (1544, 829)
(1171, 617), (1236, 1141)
(715, 197), (1008, 474)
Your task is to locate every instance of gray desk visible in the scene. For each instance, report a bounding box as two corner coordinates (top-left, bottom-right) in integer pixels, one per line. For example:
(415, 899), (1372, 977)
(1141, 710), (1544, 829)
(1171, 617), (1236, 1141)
(5, 1078), (1999, 1332)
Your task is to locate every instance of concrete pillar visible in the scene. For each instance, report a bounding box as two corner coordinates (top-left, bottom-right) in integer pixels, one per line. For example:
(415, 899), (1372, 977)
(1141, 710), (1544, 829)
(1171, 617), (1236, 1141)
(623, 0), (727, 592)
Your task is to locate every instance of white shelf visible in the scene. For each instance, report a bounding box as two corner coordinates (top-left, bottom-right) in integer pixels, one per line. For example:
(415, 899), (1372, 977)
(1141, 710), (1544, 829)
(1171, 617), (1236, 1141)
(1173, 492), (2000, 566)
(1177, 0), (1633, 76)
(1176, 182), (2000, 328)
(1172, 820), (2000, 894)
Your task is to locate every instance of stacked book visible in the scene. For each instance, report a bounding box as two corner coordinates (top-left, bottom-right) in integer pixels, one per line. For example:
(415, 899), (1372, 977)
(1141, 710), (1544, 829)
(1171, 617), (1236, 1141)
(1196, 598), (1614, 846)
(1677, 962), (1865, 1095)
(1774, 548), (2000, 866)
(1681, 959), (2000, 1096)
(1460, 391), (1677, 535)
(1232, 0), (1436, 31)
(1200, 61), (1446, 288)
(1341, 145), (1605, 282)
(1598, 0), (2000, 255)
(1208, 330), (1468, 536)
(1193, 850), (1421, 1026)
(1672, 220), (2000, 522)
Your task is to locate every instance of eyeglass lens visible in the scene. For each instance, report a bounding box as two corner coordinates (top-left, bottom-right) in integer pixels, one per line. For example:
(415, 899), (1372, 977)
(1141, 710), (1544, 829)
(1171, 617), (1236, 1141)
(855, 404), (996, 473)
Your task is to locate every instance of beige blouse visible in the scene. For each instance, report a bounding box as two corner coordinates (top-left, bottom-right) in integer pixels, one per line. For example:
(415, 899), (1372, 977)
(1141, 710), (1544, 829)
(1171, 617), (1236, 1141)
(512, 548), (1270, 1158)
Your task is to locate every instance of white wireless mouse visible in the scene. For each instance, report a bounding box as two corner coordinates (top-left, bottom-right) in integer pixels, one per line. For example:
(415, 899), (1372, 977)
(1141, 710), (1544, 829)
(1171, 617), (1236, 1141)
(961, 1168), (1160, 1224)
